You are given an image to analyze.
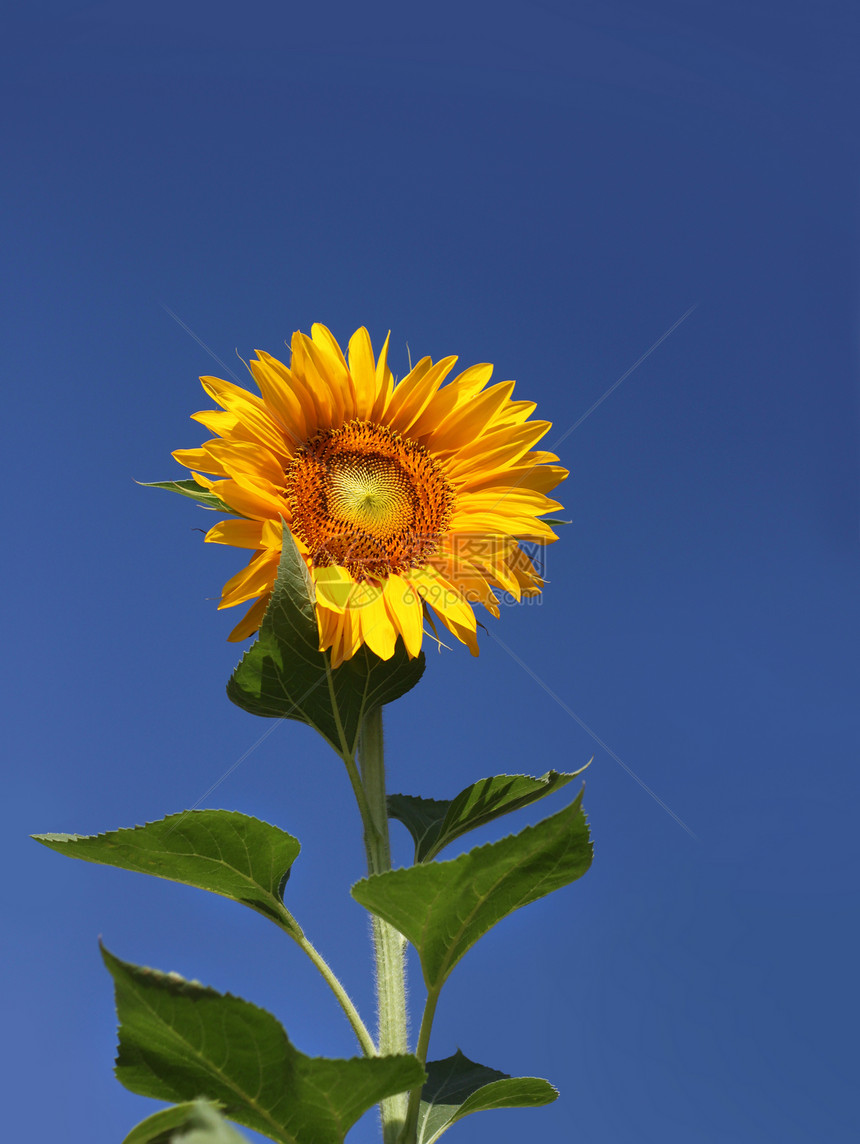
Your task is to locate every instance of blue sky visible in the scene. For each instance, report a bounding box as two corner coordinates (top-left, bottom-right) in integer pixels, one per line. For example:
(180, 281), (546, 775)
(3, 2), (858, 1142)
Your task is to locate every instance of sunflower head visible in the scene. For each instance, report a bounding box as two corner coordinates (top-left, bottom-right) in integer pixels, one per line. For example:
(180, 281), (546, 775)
(172, 325), (567, 667)
(285, 419), (454, 580)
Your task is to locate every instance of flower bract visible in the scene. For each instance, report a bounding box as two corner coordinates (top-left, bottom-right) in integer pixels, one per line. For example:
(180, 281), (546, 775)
(173, 325), (567, 666)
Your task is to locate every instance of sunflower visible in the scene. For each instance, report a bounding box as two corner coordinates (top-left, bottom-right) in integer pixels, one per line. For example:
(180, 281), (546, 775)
(173, 325), (567, 667)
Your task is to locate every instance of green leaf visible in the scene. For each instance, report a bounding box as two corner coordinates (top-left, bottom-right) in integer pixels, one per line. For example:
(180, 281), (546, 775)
(386, 795), (450, 861)
(140, 479), (238, 514)
(353, 791), (592, 990)
(542, 516), (572, 527)
(103, 946), (425, 1144)
(416, 1051), (557, 1144)
(122, 1100), (248, 1144)
(388, 766), (590, 863)
(33, 811), (302, 938)
(227, 525), (425, 756)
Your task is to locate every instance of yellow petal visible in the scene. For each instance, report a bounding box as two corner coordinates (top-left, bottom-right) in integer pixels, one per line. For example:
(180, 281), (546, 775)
(260, 518), (285, 550)
(458, 463), (568, 496)
(489, 398), (536, 429)
(435, 561), (501, 615)
(311, 323), (350, 373)
(322, 604), (363, 668)
(348, 327), (379, 420)
(301, 331), (351, 424)
(200, 375), (291, 462)
(191, 409), (239, 436)
(370, 332), (393, 421)
(358, 594), (398, 660)
(440, 614), (480, 656)
(219, 550), (279, 608)
(205, 519), (265, 549)
(227, 594), (270, 642)
(248, 354), (308, 446)
(410, 362), (494, 440)
(457, 489), (563, 515)
(316, 604), (342, 661)
(253, 351), (319, 439)
(445, 421), (553, 476)
(448, 509), (559, 542)
(507, 544), (544, 595)
(203, 438), (285, 486)
(407, 567), (481, 656)
(172, 446), (229, 477)
(424, 381), (516, 454)
(313, 565), (364, 614)
(214, 477), (289, 522)
(407, 566), (477, 632)
(383, 575), (424, 658)
(290, 331), (336, 429)
(311, 323), (357, 420)
(458, 546), (522, 600)
(385, 356), (458, 436)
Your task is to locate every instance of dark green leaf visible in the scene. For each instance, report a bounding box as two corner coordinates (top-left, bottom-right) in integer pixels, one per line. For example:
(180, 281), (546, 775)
(542, 517), (572, 527)
(122, 1101), (247, 1144)
(103, 946), (425, 1144)
(386, 795), (450, 862)
(227, 526), (424, 755)
(353, 792), (592, 990)
(34, 811), (302, 938)
(416, 1051), (557, 1144)
(140, 479), (238, 514)
(389, 767), (589, 863)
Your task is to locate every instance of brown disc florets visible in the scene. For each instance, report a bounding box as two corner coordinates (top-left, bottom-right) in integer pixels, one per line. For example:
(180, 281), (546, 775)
(284, 419), (454, 579)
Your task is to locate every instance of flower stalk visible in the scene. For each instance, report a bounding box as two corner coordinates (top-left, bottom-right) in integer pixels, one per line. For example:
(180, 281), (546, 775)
(356, 705), (410, 1144)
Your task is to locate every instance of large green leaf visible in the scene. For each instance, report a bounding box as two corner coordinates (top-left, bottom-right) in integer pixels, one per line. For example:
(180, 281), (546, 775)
(103, 946), (425, 1144)
(416, 1051), (557, 1144)
(388, 767), (589, 863)
(352, 792), (592, 990)
(141, 479), (238, 514)
(227, 526), (425, 755)
(123, 1100), (247, 1144)
(33, 811), (302, 938)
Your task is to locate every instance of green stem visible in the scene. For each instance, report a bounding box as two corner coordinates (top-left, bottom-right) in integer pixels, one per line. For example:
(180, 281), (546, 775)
(342, 747), (377, 835)
(401, 985), (442, 1143)
(358, 705), (410, 1144)
(292, 931), (376, 1058)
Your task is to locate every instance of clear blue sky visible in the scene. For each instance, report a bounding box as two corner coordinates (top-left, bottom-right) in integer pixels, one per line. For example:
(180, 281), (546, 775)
(3, 2), (858, 1142)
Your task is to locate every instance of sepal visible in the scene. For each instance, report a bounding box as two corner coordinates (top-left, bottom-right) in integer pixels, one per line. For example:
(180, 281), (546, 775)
(227, 526), (424, 756)
(140, 479), (237, 514)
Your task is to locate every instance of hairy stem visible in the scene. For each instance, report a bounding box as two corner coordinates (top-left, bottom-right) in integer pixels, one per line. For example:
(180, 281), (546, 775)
(358, 705), (410, 1144)
(292, 931), (376, 1058)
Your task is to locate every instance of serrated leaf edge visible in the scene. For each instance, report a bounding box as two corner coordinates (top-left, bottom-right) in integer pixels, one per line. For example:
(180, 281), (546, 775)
(353, 790), (591, 987)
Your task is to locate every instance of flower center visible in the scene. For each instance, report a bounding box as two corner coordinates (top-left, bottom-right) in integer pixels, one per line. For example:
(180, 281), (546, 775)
(285, 419), (454, 579)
